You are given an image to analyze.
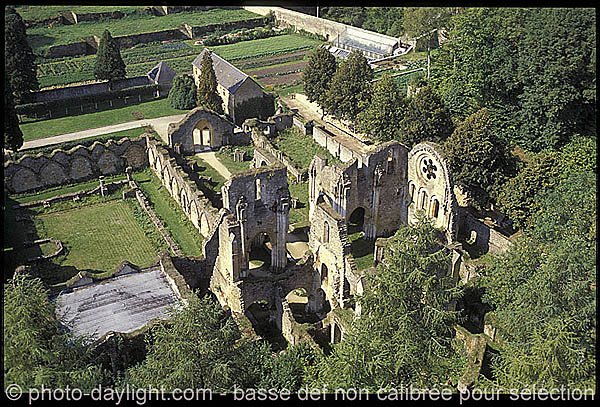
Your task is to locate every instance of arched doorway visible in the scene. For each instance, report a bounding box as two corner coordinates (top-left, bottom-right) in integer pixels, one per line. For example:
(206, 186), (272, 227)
(192, 120), (212, 152)
(249, 232), (272, 271)
(321, 263), (329, 285)
(348, 207), (365, 234)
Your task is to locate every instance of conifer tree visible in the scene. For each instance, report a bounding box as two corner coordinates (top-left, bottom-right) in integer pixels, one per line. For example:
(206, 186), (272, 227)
(4, 6), (39, 104)
(93, 29), (126, 82)
(196, 50), (224, 115)
(4, 76), (24, 152)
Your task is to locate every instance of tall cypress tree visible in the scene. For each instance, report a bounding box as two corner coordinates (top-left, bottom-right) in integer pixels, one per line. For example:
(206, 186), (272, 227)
(4, 76), (24, 152)
(4, 7), (39, 104)
(196, 50), (223, 115)
(93, 29), (126, 82)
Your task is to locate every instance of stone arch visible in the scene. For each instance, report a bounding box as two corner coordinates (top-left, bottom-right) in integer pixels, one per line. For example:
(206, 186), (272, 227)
(123, 144), (147, 169)
(192, 119), (213, 152)
(180, 189), (189, 214)
(39, 162), (68, 187)
(408, 180), (416, 204)
(171, 177), (179, 202)
(11, 167), (41, 193)
(200, 212), (210, 237)
(70, 156), (93, 181)
(97, 151), (121, 175)
(430, 196), (440, 219)
(418, 188), (428, 211)
(348, 206), (366, 234)
(190, 202), (200, 229)
(168, 107), (235, 153)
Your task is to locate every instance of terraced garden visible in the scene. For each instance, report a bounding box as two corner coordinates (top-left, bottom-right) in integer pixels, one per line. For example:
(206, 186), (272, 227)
(35, 33), (322, 90)
(26, 8), (260, 54)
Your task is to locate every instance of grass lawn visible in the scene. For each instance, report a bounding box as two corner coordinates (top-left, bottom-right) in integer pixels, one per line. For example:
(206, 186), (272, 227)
(288, 181), (310, 227)
(26, 8), (260, 53)
(215, 145), (254, 175)
(16, 5), (148, 21)
(132, 170), (204, 256)
(272, 126), (341, 170)
(20, 99), (186, 142)
(11, 173), (128, 205)
(35, 200), (160, 273)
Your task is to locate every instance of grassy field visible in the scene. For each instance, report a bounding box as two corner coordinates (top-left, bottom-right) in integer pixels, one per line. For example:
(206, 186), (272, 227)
(26, 8), (260, 53)
(34, 200), (160, 273)
(288, 181), (310, 227)
(272, 127), (341, 170)
(16, 5), (148, 21)
(133, 170), (204, 256)
(11, 173), (128, 205)
(20, 98), (186, 141)
(215, 145), (255, 175)
(17, 127), (160, 159)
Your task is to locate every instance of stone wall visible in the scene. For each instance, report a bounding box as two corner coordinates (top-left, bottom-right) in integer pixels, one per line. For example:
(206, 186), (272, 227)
(458, 210), (514, 256)
(250, 127), (306, 182)
(312, 125), (362, 164)
(147, 138), (221, 240)
(4, 136), (148, 194)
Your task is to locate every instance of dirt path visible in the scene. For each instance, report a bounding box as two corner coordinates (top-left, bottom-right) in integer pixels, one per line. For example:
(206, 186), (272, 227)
(195, 151), (232, 180)
(20, 114), (186, 150)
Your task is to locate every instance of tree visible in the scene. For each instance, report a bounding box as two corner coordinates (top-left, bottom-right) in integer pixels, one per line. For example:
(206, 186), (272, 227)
(356, 73), (406, 142)
(431, 8), (595, 152)
(324, 50), (373, 121)
(399, 85), (453, 147)
(403, 7), (451, 79)
(315, 215), (465, 390)
(259, 342), (322, 392)
(94, 29), (126, 82)
(122, 294), (271, 391)
(168, 74), (197, 110)
(196, 50), (224, 115)
(3, 271), (105, 390)
(4, 7), (39, 103)
(479, 171), (596, 389)
(496, 152), (561, 230)
(302, 46), (337, 114)
(4, 76), (24, 152)
(443, 108), (514, 210)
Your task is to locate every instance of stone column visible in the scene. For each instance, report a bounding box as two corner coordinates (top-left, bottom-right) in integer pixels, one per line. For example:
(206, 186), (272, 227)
(99, 176), (107, 197)
(272, 196), (289, 272)
(125, 166), (132, 181)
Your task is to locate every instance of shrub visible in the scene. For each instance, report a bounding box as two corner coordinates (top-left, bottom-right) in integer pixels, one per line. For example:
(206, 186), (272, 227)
(167, 74), (197, 110)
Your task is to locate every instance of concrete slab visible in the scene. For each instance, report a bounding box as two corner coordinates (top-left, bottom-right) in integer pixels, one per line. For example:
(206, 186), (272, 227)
(55, 266), (182, 342)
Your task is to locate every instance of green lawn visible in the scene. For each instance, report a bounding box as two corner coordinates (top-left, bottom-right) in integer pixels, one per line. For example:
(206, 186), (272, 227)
(215, 145), (254, 175)
(132, 170), (204, 256)
(20, 98), (186, 141)
(35, 200), (160, 273)
(272, 127), (341, 170)
(11, 173), (128, 205)
(17, 127), (160, 159)
(288, 181), (310, 227)
(189, 155), (227, 202)
(16, 5), (148, 21)
(26, 8), (260, 53)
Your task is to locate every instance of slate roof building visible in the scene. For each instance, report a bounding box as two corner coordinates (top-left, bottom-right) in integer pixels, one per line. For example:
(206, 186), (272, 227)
(192, 48), (264, 124)
(147, 61), (177, 84)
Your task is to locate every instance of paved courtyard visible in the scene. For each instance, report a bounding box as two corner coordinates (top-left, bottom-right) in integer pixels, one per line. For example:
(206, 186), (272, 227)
(55, 266), (182, 342)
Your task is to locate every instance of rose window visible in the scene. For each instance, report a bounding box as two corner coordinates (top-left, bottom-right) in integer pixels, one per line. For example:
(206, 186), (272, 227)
(422, 158), (437, 180)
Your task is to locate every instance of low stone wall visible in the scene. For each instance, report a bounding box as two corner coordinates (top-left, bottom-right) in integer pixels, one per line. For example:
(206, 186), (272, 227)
(312, 125), (361, 163)
(4, 136), (149, 194)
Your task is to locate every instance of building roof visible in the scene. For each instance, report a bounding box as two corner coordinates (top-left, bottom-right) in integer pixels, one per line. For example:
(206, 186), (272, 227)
(147, 61), (176, 83)
(192, 48), (250, 95)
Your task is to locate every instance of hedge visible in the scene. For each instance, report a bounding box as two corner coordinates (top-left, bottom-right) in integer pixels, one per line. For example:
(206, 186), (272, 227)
(15, 84), (161, 118)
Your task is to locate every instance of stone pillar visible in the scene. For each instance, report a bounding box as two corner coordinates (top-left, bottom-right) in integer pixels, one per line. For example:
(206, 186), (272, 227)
(99, 176), (107, 197)
(125, 166), (132, 181)
(236, 197), (248, 276)
(272, 196), (290, 272)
